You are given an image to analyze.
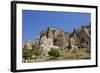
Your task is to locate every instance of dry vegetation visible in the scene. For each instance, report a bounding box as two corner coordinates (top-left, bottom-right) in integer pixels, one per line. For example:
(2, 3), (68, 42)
(59, 48), (90, 59)
(23, 48), (91, 63)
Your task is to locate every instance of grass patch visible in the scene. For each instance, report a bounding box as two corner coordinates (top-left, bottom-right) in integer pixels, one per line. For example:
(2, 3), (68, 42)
(24, 48), (91, 63)
(60, 48), (91, 59)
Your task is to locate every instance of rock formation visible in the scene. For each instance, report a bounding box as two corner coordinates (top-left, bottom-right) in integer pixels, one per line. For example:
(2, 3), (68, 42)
(22, 24), (91, 56)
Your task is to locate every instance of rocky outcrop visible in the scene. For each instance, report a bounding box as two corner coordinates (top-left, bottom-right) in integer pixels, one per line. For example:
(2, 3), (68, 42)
(22, 24), (91, 56)
(71, 24), (91, 49)
(22, 40), (33, 50)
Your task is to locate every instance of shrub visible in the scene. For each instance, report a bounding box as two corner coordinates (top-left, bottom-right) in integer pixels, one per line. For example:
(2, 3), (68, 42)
(33, 48), (43, 56)
(48, 48), (60, 59)
(32, 48), (43, 61)
(67, 41), (72, 50)
(86, 48), (90, 53)
(22, 48), (33, 62)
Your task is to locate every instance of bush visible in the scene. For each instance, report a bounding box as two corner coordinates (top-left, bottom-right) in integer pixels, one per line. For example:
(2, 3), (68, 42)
(23, 46), (43, 62)
(33, 48), (43, 56)
(48, 48), (60, 59)
(32, 48), (43, 61)
(86, 48), (90, 53)
(22, 48), (33, 62)
(67, 41), (72, 50)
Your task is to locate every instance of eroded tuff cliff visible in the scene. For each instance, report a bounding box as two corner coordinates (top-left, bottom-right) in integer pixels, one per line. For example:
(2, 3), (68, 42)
(23, 24), (91, 55)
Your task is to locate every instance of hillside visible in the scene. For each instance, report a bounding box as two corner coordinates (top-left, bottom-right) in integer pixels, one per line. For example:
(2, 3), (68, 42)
(23, 24), (91, 56)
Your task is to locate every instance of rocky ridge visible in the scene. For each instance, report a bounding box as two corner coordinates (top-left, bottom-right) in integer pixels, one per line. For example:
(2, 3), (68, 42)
(23, 24), (91, 56)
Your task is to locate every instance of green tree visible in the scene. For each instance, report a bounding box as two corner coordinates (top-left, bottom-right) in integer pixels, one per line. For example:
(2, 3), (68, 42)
(48, 48), (60, 59)
(32, 48), (43, 61)
(67, 41), (72, 51)
(22, 48), (33, 63)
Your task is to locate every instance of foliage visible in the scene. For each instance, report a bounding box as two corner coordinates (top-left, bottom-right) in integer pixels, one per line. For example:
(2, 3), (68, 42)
(67, 41), (72, 50)
(86, 48), (90, 53)
(23, 46), (43, 62)
(60, 48), (90, 59)
(22, 48), (33, 60)
(31, 46), (43, 61)
(48, 48), (60, 59)
(32, 48), (43, 56)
